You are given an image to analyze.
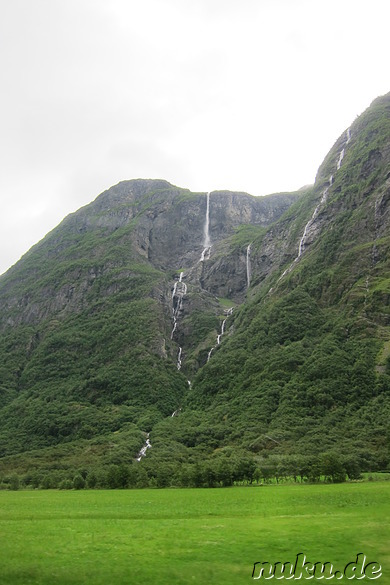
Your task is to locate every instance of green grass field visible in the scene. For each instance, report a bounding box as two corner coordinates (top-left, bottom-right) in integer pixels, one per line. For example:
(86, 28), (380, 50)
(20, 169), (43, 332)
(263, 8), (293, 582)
(0, 482), (389, 584)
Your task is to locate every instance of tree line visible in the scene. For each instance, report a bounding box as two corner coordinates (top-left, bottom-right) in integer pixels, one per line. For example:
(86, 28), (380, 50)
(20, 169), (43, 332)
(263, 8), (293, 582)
(0, 451), (378, 491)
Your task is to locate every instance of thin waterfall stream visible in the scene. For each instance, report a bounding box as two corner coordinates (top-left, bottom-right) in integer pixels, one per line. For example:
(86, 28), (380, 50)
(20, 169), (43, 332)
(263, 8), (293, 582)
(207, 307), (234, 362)
(136, 433), (152, 461)
(200, 192), (211, 262)
(171, 192), (213, 372)
(246, 243), (252, 288)
(279, 127), (351, 281)
(171, 271), (187, 368)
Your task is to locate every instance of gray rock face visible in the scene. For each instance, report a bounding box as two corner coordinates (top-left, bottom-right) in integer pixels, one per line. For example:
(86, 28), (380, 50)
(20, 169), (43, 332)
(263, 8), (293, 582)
(129, 186), (299, 271)
(0, 181), (300, 329)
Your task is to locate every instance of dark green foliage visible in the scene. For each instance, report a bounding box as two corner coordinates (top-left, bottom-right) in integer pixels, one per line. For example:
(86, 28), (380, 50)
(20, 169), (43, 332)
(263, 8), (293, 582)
(73, 473), (86, 489)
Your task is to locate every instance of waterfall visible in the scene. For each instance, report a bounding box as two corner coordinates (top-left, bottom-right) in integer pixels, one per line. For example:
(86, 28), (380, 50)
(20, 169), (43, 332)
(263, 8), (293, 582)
(200, 247), (211, 262)
(298, 224), (310, 258)
(337, 128), (351, 169)
(246, 244), (252, 288)
(221, 318), (227, 334)
(297, 128), (350, 253)
(278, 172), (333, 280)
(217, 318), (227, 344)
(204, 191), (210, 247)
(136, 433), (152, 461)
(295, 127), (352, 263)
(200, 192), (211, 261)
(177, 346), (182, 370)
(207, 308), (233, 362)
(336, 148), (345, 170)
(171, 271), (188, 367)
(298, 180), (331, 258)
(279, 126), (352, 279)
(171, 272), (187, 341)
(178, 271), (187, 294)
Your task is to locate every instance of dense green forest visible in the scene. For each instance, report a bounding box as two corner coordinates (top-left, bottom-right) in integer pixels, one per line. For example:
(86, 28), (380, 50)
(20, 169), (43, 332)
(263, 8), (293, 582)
(0, 93), (389, 489)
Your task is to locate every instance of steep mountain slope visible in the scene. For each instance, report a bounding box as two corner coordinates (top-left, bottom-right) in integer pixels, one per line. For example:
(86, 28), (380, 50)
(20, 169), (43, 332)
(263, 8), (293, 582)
(0, 179), (298, 469)
(180, 92), (390, 473)
(0, 92), (389, 487)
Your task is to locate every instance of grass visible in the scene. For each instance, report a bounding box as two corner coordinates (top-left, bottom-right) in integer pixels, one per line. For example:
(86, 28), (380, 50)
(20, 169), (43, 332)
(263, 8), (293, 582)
(0, 482), (389, 584)
(218, 298), (236, 310)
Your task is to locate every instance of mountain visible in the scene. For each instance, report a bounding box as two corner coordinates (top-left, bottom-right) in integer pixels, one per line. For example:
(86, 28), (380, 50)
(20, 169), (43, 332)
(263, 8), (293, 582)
(0, 92), (389, 488)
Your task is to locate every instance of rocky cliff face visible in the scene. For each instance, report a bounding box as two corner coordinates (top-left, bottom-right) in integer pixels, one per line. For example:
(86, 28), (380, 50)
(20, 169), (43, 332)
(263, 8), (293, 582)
(91, 182), (299, 271)
(0, 181), (300, 329)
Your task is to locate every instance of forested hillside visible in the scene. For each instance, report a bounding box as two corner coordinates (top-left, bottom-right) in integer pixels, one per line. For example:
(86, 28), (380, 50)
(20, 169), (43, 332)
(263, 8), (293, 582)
(0, 93), (389, 489)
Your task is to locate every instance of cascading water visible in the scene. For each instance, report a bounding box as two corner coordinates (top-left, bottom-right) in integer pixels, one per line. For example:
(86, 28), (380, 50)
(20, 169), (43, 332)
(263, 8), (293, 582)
(336, 148), (345, 170)
(177, 346), (182, 370)
(297, 175), (332, 258)
(171, 271), (187, 368)
(337, 128), (351, 168)
(200, 192), (211, 262)
(279, 127), (352, 279)
(171, 272), (186, 338)
(179, 270), (186, 289)
(207, 347), (214, 362)
(173, 191), (213, 370)
(246, 244), (252, 288)
(217, 318), (227, 345)
(136, 433), (152, 461)
(207, 307), (233, 362)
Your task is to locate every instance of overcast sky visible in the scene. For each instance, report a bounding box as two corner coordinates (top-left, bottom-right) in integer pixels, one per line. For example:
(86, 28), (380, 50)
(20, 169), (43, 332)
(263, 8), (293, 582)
(1, 0), (389, 275)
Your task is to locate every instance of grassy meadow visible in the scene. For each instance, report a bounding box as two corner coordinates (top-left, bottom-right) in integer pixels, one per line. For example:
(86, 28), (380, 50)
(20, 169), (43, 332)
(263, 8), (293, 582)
(0, 482), (389, 585)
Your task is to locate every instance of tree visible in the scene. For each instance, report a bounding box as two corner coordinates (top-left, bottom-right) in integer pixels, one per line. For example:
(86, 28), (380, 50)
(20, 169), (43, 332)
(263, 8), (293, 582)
(321, 453), (346, 483)
(73, 474), (86, 490)
(8, 474), (20, 491)
(343, 455), (362, 480)
(86, 470), (98, 488)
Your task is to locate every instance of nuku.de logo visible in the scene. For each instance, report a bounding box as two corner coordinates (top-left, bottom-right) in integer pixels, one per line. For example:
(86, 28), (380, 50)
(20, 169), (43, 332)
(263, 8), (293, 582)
(252, 553), (382, 580)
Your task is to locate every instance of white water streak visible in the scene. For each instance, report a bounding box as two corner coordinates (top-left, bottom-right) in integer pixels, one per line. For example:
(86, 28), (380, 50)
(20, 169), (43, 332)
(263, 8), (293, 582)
(336, 148), (345, 170)
(246, 244), (252, 288)
(200, 192), (211, 262)
(136, 434), (152, 461)
(207, 309), (233, 362)
(204, 192), (210, 248)
(298, 183), (330, 257)
(177, 346), (182, 370)
(279, 127), (352, 281)
(171, 272), (187, 340)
